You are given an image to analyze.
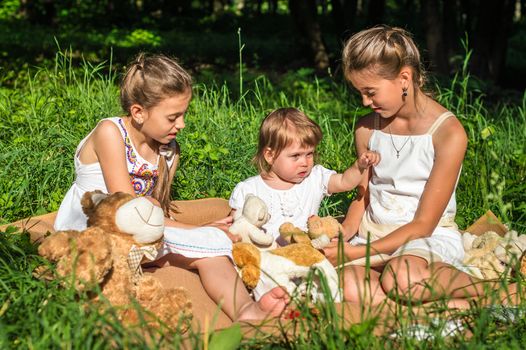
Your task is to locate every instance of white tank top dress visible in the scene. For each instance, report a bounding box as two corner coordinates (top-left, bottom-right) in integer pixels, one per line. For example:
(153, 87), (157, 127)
(352, 112), (465, 268)
(54, 117), (232, 259)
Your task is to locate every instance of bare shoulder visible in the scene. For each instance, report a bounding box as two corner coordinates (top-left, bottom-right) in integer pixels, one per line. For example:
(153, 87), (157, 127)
(355, 112), (377, 130)
(354, 112), (377, 146)
(89, 119), (126, 159)
(93, 119), (122, 139)
(433, 113), (468, 154)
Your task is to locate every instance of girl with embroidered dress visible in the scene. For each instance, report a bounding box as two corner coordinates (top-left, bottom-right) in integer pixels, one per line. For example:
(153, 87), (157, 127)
(54, 53), (289, 321)
(229, 107), (380, 246)
(322, 26), (518, 306)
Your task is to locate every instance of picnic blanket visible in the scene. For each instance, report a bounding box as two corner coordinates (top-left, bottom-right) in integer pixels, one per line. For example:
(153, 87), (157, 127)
(0, 209), (510, 335)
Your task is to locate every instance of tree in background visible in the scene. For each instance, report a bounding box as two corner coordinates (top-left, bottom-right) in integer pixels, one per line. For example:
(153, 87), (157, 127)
(9, 0), (526, 86)
(470, 0), (516, 83)
(289, 0), (330, 71)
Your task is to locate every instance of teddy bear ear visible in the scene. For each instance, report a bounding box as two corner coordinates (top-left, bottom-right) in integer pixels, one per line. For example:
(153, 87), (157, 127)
(257, 208), (267, 221)
(81, 191), (109, 216)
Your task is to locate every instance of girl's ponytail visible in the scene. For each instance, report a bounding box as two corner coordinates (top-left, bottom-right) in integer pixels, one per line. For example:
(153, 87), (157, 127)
(152, 141), (180, 216)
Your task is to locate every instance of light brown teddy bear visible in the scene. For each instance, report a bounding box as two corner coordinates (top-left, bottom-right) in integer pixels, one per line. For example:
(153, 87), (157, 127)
(279, 215), (342, 249)
(462, 230), (526, 280)
(37, 191), (192, 330)
(229, 194), (276, 249)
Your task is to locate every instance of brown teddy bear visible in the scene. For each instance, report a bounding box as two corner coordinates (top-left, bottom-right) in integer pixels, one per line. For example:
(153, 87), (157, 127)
(279, 215), (342, 249)
(37, 191), (192, 330)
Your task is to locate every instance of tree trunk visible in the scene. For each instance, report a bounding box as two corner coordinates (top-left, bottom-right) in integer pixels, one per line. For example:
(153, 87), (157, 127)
(20, 0), (56, 25)
(289, 0), (330, 71)
(442, 0), (459, 60)
(331, 0), (358, 41)
(367, 0), (385, 26)
(423, 0), (449, 75)
(471, 0), (515, 82)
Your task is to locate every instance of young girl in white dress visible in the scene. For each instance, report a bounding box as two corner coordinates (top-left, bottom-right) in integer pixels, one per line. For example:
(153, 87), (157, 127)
(54, 53), (288, 320)
(229, 107), (380, 245)
(323, 26), (518, 306)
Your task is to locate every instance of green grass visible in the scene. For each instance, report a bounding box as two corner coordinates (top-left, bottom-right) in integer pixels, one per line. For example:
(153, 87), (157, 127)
(1, 50), (526, 348)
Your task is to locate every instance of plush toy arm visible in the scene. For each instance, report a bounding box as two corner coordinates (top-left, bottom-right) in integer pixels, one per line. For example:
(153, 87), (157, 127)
(279, 222), (311, 245)
(229, 219), (253, 243)
(230, 218), (274, 247)
(247, 226), (274, 246)
(311, 235), (331, 250)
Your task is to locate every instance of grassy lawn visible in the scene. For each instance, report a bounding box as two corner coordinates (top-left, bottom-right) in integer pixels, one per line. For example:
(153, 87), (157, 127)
(1, 49), (526, 348)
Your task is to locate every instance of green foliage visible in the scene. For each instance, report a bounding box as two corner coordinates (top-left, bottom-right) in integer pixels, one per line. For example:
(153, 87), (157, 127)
(0, 0), (19, 20)
(208, 323), (242, 350)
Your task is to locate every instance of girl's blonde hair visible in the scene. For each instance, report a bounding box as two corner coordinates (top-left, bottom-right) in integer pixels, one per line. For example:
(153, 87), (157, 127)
(254, 108), (322, 175)
(120, 53), (192, 216)
(342, 25), (426, 91)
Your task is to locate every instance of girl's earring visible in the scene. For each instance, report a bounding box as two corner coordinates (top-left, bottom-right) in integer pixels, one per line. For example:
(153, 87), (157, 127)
(402, 87), (408, 98)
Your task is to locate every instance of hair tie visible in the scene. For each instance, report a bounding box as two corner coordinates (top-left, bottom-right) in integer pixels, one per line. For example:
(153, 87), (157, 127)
(159, 142), (175, 159)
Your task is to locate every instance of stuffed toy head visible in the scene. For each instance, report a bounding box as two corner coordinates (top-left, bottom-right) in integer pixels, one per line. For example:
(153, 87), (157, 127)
(81, 191), (165, 244)
(279, 215), (342, 249)
(462, 230), (526, 280)
(37, 191), (192, 330)
(229, 194), (276, 249)
(232, 242), (341, 303)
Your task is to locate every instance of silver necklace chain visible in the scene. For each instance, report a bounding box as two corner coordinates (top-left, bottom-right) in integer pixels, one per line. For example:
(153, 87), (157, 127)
(388, 126), (411, 159)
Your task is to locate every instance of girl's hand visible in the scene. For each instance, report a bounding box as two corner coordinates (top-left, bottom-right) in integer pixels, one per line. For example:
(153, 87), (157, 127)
(322, 242), (364, 266)
(333, 224), (357, 242)
(205, 217), (240, 243)
(357, 150), (381, 171)
(210, 216), (234, 226)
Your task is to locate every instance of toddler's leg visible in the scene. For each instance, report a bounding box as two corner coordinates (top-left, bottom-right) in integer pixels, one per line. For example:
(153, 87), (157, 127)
(157, 253), (288, 320)
(193, 256), (288, 321)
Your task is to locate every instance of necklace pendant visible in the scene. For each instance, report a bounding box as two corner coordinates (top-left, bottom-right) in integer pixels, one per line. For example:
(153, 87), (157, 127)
(396, 151), (400, 159)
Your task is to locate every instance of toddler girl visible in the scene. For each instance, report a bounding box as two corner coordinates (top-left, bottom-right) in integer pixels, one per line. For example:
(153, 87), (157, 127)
(54, 53), (288, 321)
(229, 107), (379, 245)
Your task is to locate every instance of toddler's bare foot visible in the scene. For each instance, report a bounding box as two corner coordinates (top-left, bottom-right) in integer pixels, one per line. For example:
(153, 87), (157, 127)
(259, 286), (290, 317)
(237, 287), (290, 321)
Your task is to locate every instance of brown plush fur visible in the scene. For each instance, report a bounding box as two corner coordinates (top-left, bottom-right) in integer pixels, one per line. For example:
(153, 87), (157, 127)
(232, 243), (262, 288)
(38, 191), (192, 330)
(232, 242), (327, 289)
(307, 216), (341, 240)
(279, 223), (311, 245)
(279, 216), (342, 246)
(269, 244), (326, 266)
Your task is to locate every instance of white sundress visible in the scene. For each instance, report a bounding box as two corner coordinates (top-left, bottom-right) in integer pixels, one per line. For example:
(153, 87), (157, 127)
(54, 117), (232, 259)
(354, 111), (465, 268)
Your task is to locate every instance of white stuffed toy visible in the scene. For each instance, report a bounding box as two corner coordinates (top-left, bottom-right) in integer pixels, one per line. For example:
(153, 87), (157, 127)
(462, 230), (526, 279)
(229, 194), (276, 249)
(233, 242), (341, 303)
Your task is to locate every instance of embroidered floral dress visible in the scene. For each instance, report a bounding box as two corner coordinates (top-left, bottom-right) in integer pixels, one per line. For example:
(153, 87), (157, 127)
(55, 117), (164, 231)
